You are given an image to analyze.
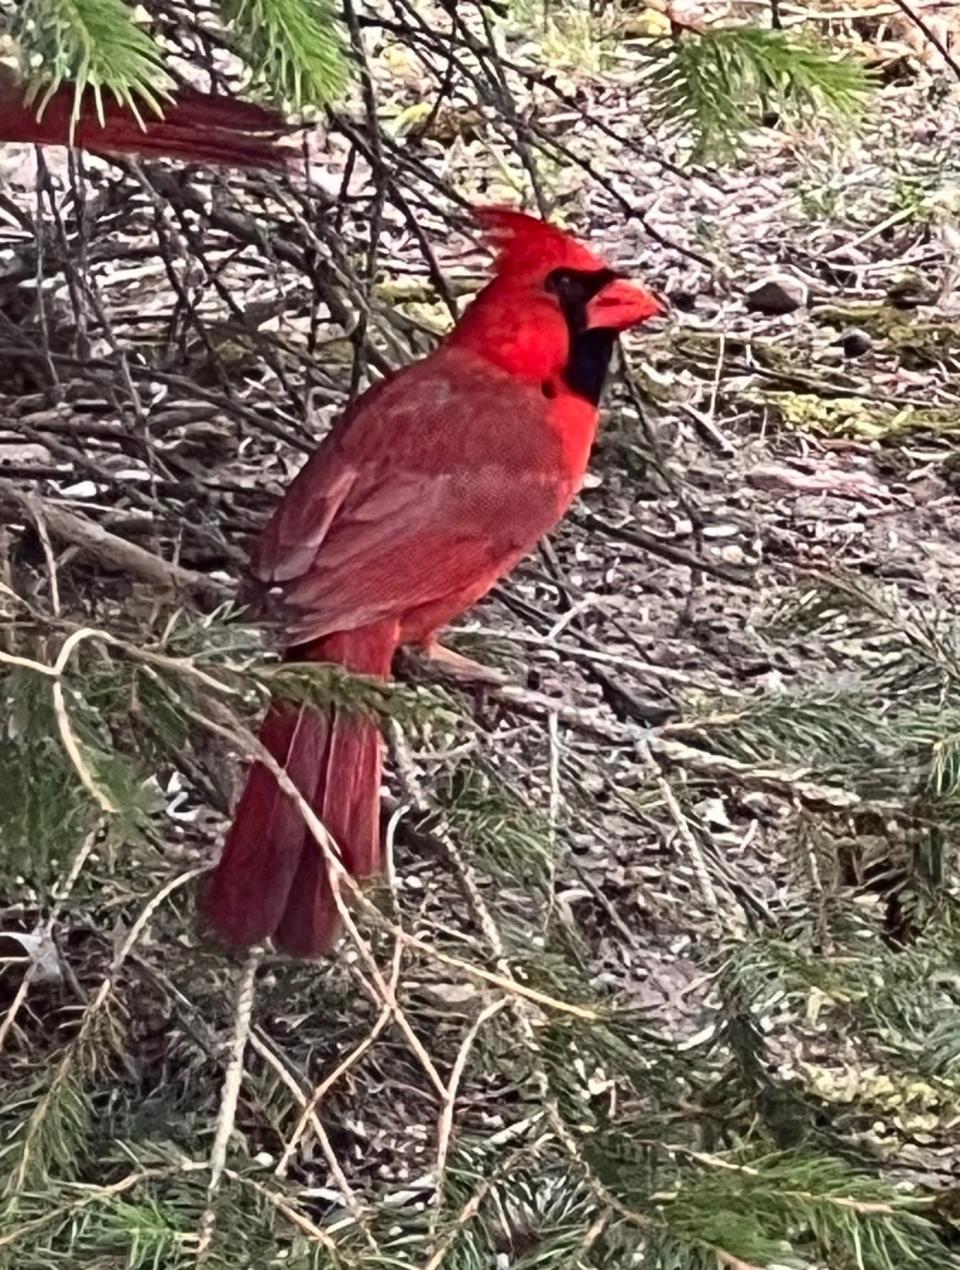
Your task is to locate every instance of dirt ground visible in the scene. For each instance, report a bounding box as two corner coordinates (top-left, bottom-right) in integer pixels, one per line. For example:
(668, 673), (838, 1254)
(2, 7), (960, 1264)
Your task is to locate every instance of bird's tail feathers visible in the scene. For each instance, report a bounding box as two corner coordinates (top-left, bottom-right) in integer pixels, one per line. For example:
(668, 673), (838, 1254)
(202, 624), (396, 958)
(1, 71), (287, 168)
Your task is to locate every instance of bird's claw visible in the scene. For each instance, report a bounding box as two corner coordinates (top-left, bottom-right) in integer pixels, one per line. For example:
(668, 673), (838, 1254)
(420, 641), (510, 687)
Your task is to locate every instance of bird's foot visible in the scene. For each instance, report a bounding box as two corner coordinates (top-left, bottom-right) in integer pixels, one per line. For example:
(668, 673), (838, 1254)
(419, 640), (510, 686)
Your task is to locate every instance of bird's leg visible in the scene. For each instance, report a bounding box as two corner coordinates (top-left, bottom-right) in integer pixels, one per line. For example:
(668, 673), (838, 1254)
(419, 638), (510, 686)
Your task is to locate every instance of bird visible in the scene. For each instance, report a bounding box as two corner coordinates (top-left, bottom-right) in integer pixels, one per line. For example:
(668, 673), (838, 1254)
(0, 65), (286, 168)
(202, 206), (665, 958)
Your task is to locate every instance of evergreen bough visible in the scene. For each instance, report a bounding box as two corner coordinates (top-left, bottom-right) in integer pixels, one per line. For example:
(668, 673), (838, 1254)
(4, 0), (347, 116)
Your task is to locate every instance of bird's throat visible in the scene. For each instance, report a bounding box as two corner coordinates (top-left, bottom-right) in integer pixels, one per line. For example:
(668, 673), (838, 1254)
(562, 328), (616, 407)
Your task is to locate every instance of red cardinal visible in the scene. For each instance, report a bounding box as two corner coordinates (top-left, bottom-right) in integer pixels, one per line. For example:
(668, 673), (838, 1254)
(203, 207), (664, 957)
(0, 66), (285, 168)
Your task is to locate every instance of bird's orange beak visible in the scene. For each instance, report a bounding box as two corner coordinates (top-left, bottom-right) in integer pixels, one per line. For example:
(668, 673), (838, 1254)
(585, 276), (666, 332)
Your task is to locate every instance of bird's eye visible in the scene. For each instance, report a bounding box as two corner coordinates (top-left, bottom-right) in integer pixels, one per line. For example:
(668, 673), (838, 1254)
(546, 268), (577, 297)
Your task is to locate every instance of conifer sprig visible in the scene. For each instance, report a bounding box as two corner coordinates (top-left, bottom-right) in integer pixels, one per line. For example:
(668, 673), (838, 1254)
(12, 0), (171, 123)
(4, 0), (348, 125)
(638, 26), (872, 160)
(219, 0), (348, 109)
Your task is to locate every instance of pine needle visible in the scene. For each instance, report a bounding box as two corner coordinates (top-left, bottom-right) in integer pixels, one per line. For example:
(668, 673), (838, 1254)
(219, 0), (349, 108)
(638, 26), (872, 160)
(13, 0), (172, 127)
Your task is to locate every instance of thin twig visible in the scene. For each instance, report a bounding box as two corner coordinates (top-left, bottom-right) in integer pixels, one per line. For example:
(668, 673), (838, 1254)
(196, 950), (261, 1263)
(0, 477), (231, 601)
(888, 0), (960, 79)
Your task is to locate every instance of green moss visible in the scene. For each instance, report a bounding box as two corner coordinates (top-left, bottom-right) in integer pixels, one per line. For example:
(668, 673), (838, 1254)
(745, 388), (960, 439)
(813, 304), (960, 367)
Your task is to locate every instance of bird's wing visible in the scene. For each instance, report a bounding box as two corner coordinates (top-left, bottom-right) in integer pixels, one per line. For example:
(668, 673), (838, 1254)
(251, 353), (567, 641)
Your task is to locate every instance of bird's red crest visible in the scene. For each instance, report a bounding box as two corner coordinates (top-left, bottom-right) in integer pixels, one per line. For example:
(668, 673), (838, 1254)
(474, 205), (608, 277)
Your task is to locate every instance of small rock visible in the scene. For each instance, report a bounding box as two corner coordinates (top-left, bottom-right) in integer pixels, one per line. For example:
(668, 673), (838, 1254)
(669, 289), (698, 311)
(745, 274), (808, 315)
(886, 278), (937, 309)
(696, 796), (732, 828)
(422, 982), (480, 1007)
(0, 931), (62, 984)
(840, 328), (873, 358)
